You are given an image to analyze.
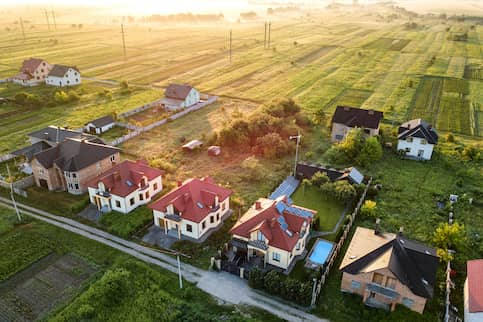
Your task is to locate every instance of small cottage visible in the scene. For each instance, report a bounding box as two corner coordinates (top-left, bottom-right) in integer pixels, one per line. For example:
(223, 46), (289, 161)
(161, 84), (200, 110)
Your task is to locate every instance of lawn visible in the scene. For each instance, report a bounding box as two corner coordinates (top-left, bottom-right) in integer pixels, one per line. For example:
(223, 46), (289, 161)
(99, 205), (153, 239)
(291, 185), (347, 232)
(97, 125), (129, 144)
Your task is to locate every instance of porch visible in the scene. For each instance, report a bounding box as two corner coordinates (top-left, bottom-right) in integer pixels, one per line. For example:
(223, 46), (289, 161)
(363, 282), (399, 311)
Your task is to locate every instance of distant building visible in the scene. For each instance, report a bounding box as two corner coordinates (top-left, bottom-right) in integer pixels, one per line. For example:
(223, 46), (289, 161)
(149, 177), (232, 241)
(397, 119), (438, 160)
(87, 160), (163, 214)
(85, 115), (116, 134)
(12, 58), (52, 86)
(45, 64), (81, 87)
(339, 226), (439, 314)
(465, 259), (483, 322)
(161, 84), (200, 110)
(31, 138), (120, 194)
(296, 161), (364, 185)
(229, 196), (315, 272)
(331, 106), (383, 142)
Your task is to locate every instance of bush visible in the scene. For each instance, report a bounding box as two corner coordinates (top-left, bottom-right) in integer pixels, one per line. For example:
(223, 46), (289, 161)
(311, 171), (329, 187)
(360, 200), (377, 218)
(332, 180), (357, 201)
(356, 136), (383, 167)
(445, 133), (455, 143)
(54, 91), (70, 104)
(254, 132), (289, 159)
(149, 158), (176, 174)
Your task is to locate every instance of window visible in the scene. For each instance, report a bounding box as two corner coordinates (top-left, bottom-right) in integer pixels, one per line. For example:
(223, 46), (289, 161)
(222, 202), (226, 211)
(406, 137), (413, 143)
(216, 213), (220, 221)
(186, 224), (192, 232)
(72, 173), (77, 178)
(296, 242), (300, 251)
(372, 273), (384, 285)
(153, 182), (158, 191)
(421, 139), (427, 145)
(202, 221), (206, 230)
(417, 149), (424, 157)
(351, 280), (361, 289)
(385, 277), (397, 289)
(130, 198), (135, 206)
(68, 183), (72, 189)
(115, 200), (121, 208)
(363, 128), (370, 134)
(67, 80), (70, 84)
(272, 252), (281, 262)
(335, 134), (344, 140)
(74, 183), (79, 190)
(145, 191), (150, 199)
(139, 194), (144, 201)
(75, 78), (79, 82)
(257, 231), (265, 242)
(65, 172), (70, 177)
(402, 297), (414, 308)
(210, 216), (214, 224)
(41, 69), (44, 72)
(110, 155), (115, 162)
(405, 147), (411, 153)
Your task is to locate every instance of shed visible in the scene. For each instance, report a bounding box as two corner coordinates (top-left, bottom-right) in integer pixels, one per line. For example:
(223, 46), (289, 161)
(182, 140), (203, 151)
(85, 115), (116, 134)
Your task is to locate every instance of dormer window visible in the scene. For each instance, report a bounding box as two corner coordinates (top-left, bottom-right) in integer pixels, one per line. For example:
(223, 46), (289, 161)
(257, 231), (265, 242)
(406, 137), (413, 143)
(421, 139), (427, 145)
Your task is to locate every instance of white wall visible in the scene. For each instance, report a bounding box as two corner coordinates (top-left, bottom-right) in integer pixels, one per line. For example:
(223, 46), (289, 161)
(185, 88), (200, 107)
(397, 137), (434, 160)
(46, 68), (81, 87)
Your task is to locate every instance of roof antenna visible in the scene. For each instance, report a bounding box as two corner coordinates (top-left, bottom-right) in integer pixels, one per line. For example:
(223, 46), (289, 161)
(398, 226), (404, 236)
(374, 218), (381, 235)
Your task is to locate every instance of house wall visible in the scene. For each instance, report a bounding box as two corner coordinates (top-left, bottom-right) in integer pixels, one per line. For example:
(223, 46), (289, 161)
(184, 88), (200, 107)
(33, 61), (52, 82)
(46, 68), (81, 87)
(397, 138), (434, 160)
(266, 246), (291, 269)
(31, 158), (64, 191)
(340, 269), (427, 314)
(331, 122), (379, 142)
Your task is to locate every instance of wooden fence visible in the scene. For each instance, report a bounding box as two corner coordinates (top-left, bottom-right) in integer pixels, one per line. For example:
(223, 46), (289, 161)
(311, 177), (373, 307)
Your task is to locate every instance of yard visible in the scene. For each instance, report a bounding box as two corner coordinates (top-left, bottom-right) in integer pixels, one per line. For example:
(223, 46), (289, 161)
(97, 125), (129, 143)
(291, 185), (347, 232)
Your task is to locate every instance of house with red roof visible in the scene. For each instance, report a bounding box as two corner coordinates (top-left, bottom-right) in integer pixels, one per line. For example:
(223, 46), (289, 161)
(87, 160), (163, 213)
(465, 259), (483, 322)
(229, 196), (315, 272)
(12, 58), (52, 86)
(149, 177), (232, 241)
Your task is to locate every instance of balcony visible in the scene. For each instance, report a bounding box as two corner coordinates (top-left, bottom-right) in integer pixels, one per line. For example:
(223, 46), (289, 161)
(96, 190), (111, 198)
(366, 283), (399, 299)
(248, 240), (269, 251)
(165, 213), (182, 222)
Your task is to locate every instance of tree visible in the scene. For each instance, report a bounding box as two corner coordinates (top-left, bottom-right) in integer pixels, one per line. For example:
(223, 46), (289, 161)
(356, 136), (383, 167)
(248, 268), (265, 289)
(433, 222), (466, 250)
(313, 108), (326, 125)
(301, 178), (312, 195)
(340, 128), (365, 161)
(263, 270), (282, 294)
(311, 171), (329, 187)
(361, 200), (377, 218)
(255, 132), (289, 158)
(333, 180), (356, 201)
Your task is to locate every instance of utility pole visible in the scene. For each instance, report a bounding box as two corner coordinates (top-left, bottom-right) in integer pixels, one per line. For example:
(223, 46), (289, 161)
(289, 131), (301, 177)
(177, 254), (183, 289)
(44, 9), (51, 31)
(19, 17), (26, 41)
(121, 24), (127, 61)
(264, 21), (267, 49)
(229, 29), (232, 64)
(6, 164), (22, 222)
(268, 21), (271, 48)
(51, 8), (57, 30)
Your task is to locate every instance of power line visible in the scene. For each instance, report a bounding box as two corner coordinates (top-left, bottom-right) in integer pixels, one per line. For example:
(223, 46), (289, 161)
(51, 8), (57, 30)
(268, 21), (271, 48)
(229, 29), (232, 64)
(121, 24), (127, 61)
(19, 17), (26, 41)
(44, 9), (51, 31)
(264, 21), (267, 49)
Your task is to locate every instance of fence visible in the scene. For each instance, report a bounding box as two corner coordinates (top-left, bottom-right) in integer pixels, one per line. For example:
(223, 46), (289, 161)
(115, 122), (139, 131)
(118, 98), (165, 118)
(0, 175), (34, 197)
(110, 96), (218, 146)
(0, 154), (15, 163)
(311, 177), (373, 307)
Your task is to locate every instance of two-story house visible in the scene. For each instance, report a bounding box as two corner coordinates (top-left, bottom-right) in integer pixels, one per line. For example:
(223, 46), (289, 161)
(331, 106), (384, 142)
(339, 226), (439, 314)
(149, 177), (232, 241)
(31, 138), (120, 195)
(87, 160), (163, 213)
(161, 84), (200, 110)
(12, 58), (52, 86)
(45, 64), (81, 87)
(397, 119), (438, 160)
(229, 196), (316, 272)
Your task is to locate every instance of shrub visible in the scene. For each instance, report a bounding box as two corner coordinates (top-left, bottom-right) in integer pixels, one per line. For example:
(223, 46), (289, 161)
(433, 222), (466, 250)
(248, 268), (265, 289)
(149, 158), (176, 174)
(332, 181), (356, 201)
(361, 200), (377, 218)
(311, 171), (330, 187)
(54, 91), (70, 104)
(356, 136), (383, 167)
(241, 156), (264, 181)
(445, 133), (455, 143)
(254, 132), (289, 159)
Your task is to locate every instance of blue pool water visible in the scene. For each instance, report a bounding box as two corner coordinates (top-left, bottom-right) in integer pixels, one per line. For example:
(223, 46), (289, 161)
(308, 239), (334, 265)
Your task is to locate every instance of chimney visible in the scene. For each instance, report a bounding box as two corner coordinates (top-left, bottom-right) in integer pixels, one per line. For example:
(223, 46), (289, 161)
(255, 201), (262, 210)
(43, 132), (50, 139)
(374, 218), (381, 235)
(177, 180), (183, 187)
(343, 106), (350, 111)
(114, 171), (121, 181)
(368, 109), (374, 115)
(398, 226), (404, 236)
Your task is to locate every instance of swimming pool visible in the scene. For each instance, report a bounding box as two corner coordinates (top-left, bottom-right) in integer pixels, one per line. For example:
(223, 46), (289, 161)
(306, 238), (335, 269)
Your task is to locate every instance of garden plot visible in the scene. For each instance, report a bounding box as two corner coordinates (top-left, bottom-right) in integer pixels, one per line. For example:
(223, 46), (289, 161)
(408, 76), (443, 123)
(0, 253), (96, 321)
(446, 56), (467, 78)
(364, 38), (411, 51)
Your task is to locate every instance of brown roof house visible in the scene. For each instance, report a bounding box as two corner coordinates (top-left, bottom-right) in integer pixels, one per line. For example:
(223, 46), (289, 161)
(12, 58), (52, 86)
(46, 64), (81, 87)
(229, 196), (315, 273)
(331, 106), (383, 142)
(339, 226), (439, 314)
(161, 84), (200, 110)
(465, 259), (483, 322)
(31, 138), (120, 195)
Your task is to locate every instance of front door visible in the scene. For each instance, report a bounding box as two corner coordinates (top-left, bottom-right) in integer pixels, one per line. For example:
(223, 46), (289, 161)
(417, 149), (424, 158)
(39, 179), (48, 189)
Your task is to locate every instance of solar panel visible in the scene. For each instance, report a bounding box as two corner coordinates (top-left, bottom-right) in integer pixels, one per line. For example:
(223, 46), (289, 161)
(275, 202), (285, 214)
(286, 205), (314, 218)
(196, 202), (204, 209)
(277, 216), (288, 230)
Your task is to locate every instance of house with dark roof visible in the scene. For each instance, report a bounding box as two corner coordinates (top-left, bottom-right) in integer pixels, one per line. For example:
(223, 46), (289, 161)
(85, 115), (116, 134)
(31, 138), (120, 194)
(397, 119), (438, 160)
(87, 160), (163, 213)
(331, 106), (384, 142)
(45, 64), (81, 87)
(296, 161), (364, 185)
(229, 196), (315, 272)
(465, 259), (483, 322)
(149, 177), (232, 241)
(27, 126), (100, 147)
(161, 84), (200, 110)
(339, 226), (439, 314)
(12, 58), (52, 86)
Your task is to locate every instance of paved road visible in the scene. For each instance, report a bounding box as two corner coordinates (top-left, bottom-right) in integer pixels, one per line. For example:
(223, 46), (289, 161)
(0, 197), (327, 322)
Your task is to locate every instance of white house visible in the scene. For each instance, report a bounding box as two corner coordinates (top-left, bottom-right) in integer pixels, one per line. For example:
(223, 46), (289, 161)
(46, 64), (81, 87)
(87, 160), (163, 214)
(465, 259), (483, 322)
(161, 84), (200, 110)
(85, 115), (116, 134)
(397, 119), (438, 160)
(12, 58), (52, 86)
(149, 177), (232, 241)
(229, 196), (315, 272)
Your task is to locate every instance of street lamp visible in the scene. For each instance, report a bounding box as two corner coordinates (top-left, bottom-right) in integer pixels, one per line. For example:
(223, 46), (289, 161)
(289, 131), (301, 177)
